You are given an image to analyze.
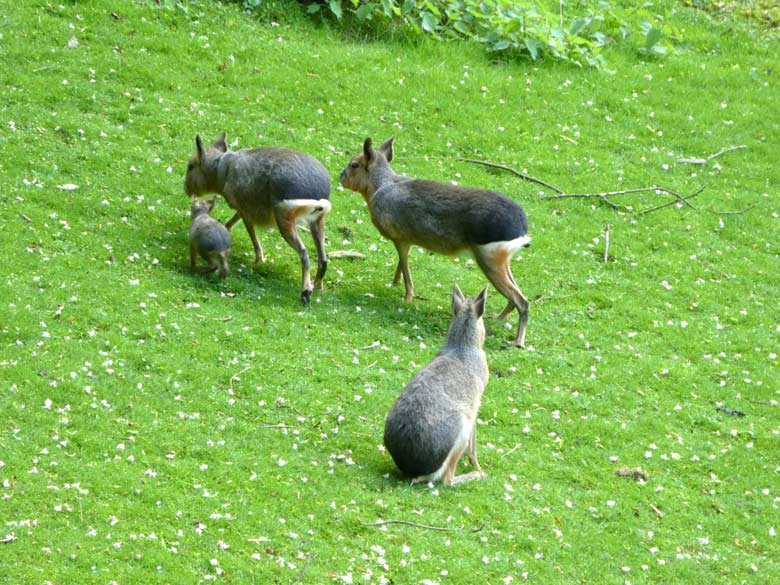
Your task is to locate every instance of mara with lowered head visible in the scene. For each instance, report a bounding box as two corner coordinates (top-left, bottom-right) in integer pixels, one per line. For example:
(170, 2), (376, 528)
(384, 283), (489, 486)
(185, 132), (331, 304)
(341, 136), (531, 348)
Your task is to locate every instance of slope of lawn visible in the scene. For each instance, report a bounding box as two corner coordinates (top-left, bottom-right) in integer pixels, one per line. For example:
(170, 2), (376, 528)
(0, 1), (778, 583)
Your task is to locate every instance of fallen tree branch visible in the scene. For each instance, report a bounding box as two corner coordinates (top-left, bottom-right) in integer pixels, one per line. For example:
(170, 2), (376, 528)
(460, 156), (713, 215)
(637, 185), (707, 216)
(649, 503), (665, 519)
(712, 204), (757, 216)
(360, 519), (449, 531)
(458, 158), (564, 194)
(678, 145), (747, 165)
(543, 186), (699, 212)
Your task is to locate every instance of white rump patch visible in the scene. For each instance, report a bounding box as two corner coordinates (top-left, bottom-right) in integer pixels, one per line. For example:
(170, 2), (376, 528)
(475, 235), (531, 258)
(277, 199), (332, 223)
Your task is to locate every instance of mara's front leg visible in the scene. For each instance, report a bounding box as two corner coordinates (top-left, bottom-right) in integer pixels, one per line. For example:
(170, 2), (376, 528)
(392, 240), (414, 302)
(239, 213), (265, 264)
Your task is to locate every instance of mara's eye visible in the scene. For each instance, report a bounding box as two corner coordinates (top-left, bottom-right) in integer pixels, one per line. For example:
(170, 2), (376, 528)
(187, 163), (194, 171)
(350, 162), (359, 169)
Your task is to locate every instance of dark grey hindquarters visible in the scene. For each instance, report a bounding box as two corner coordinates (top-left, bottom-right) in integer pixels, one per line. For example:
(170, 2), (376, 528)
(372, 179), (527, 250)
(221, 148), (330, 208)
(384, 357), (476, 478)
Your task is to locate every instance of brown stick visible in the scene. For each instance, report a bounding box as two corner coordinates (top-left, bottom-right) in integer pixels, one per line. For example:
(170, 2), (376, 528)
(360, 519), (449, 531)
(712, 205), (757, 216)
(460, 156), (707, 215)
(543, 186), (698, 211)
(679, 145), (747, 165)
(638, 186), (706, 216)
(458, 158), (565, 193)
(603, 224), (610, 263)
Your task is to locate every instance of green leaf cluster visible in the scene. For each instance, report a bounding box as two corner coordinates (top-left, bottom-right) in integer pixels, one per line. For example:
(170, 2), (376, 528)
(301, 0), (678, 69)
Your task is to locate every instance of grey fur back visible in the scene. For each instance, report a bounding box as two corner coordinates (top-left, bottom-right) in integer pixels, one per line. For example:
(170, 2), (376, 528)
(186, 138), (330, 228)
(370, 179), (527, 252)
(190, 214), (231, 254)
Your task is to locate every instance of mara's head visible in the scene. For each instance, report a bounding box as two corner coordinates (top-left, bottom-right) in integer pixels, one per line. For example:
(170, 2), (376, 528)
(451, 283), (488, 347)
(190, 197), (216, 219)
(339, 136), (395, 196)
(183, 132), (228, 197)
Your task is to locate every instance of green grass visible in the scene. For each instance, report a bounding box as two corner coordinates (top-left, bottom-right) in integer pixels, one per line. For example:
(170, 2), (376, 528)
(1, 1), (778, 583)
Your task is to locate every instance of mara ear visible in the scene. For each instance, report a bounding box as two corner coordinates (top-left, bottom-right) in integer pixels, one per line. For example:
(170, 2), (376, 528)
(363, 137), (375, 166)
(473, 286), (488, 318)
(452, 282), (466, 315)
(213, 132), (228, 152)
(378, 135), (395, 163)
(195, 134), (205, 160)
(207, 197), (216, 209)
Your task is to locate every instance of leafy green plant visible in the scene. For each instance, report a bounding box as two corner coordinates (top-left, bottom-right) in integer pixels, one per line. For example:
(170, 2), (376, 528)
(302, 0), (678, 68)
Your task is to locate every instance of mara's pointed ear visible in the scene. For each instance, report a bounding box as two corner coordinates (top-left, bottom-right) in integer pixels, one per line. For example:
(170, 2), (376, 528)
(378, 135), (395, 163)
(213, 132), (228, 152)
(195, 134), (205, 160)
(474, 286), (488, 318)
(363, 137), (375, 166)
(452, 282), (466, 315)
(207, 197), (216, 209)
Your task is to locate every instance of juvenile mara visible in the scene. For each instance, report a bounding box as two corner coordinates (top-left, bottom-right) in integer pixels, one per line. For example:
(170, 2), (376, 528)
(341, 136), (531, 347)
(384, 284), (489, 486)
(189, 197), (231, 278)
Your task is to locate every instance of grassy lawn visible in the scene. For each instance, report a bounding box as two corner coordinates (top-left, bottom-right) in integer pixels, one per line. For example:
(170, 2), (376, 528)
(1, 1), (778, 583)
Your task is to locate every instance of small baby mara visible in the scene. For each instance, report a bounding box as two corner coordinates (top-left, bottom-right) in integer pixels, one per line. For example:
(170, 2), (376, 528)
(384, 284), (490, 486)
(189, 197), (232, 277)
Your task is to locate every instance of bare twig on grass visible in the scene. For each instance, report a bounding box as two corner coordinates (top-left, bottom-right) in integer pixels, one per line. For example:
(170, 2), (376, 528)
(637, 185), (707, 216)
(678, 145), (747, 165)
(712, 205), (757, 216)
(294, 551), (313, 583)
(361, 519), (483, 533)
(461, 156), (712, 215)
(649, 504), (665, 519)
(457, 158), (565, 193)
(603, 224), (611, 263)
(543, 186), (700, 213)
(329, 250), (366, 259)
(360, 519), (450, 531)
(501, 442), (523, 457)
(229, 365), (252, 392)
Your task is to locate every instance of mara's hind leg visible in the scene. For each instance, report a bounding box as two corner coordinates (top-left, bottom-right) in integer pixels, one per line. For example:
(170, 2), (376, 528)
(474, 244), (529, 348)
(440, 416), (485, 486)
(217, 251), (230, 278)
(309, 212), (328, 290)
(495, 267), (520, 320)
(189, 241), (199, 271)
(274, 209), (313, 305)
(196, 251), (219, 274)
(392, 240), (414, 302)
